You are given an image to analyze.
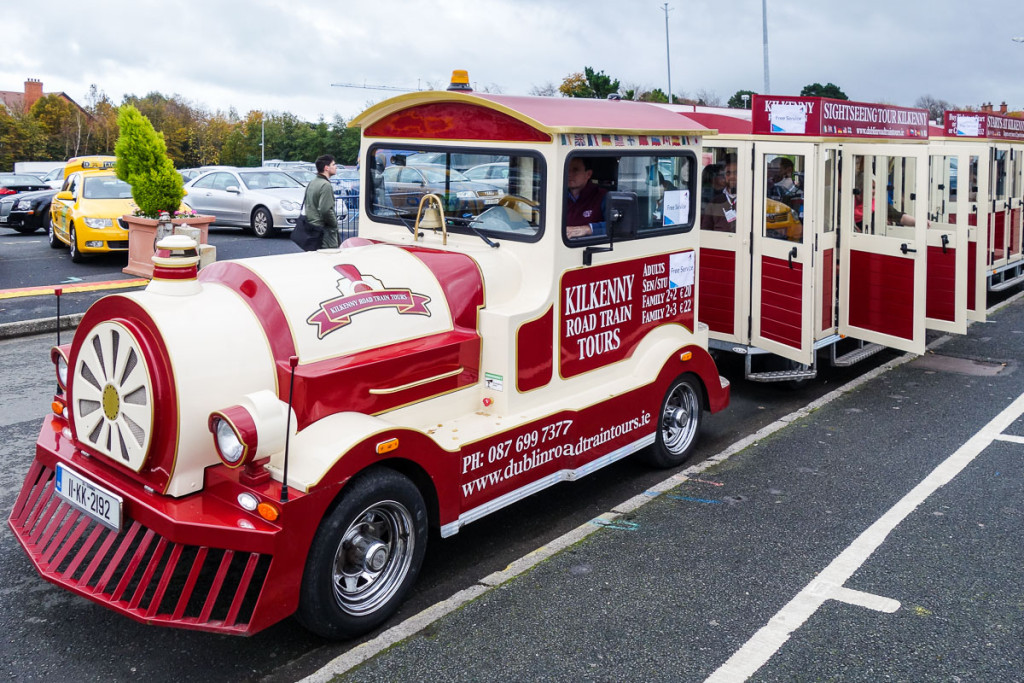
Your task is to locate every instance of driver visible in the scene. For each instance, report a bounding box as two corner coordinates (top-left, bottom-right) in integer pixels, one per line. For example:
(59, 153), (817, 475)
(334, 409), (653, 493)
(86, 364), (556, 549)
(565, 157), (607, 238)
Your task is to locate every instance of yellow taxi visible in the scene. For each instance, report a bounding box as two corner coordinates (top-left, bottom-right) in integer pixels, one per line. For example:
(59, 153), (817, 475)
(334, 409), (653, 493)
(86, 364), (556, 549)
(48, 156), (137, 262)
(764, 196), (803, 241)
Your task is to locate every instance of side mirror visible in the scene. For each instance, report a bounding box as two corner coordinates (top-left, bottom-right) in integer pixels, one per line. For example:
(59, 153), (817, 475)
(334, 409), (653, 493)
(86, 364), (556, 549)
(226, 185), (240, 194)
(605, 191), (638, 239)
(56, 191), (73, 201)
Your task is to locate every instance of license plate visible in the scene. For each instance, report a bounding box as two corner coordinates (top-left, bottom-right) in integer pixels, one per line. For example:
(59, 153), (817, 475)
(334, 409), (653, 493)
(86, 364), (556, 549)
(484, 198), (499, 205)
(0, 216), (8, 223)
(55, 464), (123, 531)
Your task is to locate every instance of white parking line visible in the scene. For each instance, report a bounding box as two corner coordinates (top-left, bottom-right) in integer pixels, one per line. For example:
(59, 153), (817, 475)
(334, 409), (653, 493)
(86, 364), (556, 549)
(704, 392), (1024, 683)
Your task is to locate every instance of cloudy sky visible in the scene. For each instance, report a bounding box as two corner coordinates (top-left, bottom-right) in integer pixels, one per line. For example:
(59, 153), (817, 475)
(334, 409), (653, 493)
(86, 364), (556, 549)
(2, 0), (1023, 122)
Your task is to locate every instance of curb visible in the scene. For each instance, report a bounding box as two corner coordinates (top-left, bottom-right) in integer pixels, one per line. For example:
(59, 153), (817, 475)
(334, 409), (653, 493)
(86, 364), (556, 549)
(0, 314), (83, 341)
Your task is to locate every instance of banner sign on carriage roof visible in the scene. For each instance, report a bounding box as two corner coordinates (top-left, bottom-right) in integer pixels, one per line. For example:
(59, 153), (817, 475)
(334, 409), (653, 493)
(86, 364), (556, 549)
(943, 111), (1024, 141)
(752, 95), (929, 140)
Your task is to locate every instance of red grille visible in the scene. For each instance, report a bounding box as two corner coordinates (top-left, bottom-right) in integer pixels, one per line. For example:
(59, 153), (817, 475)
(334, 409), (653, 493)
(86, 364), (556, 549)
(9, 460), (272, 634)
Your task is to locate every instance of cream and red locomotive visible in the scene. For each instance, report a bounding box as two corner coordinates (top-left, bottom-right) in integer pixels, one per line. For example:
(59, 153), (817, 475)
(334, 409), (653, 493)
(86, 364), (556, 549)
(9, 79), (730, 638)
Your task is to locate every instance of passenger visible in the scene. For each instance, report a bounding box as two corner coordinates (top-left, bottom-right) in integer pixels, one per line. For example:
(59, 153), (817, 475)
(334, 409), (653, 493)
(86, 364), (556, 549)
(701, 154), (738, 232)
(304, 154), (339, 248)
(768, 157), (801, 203)
(853, 184), (915, 228)
(701, 163), (725, 204)
(565, 157), (607, 238)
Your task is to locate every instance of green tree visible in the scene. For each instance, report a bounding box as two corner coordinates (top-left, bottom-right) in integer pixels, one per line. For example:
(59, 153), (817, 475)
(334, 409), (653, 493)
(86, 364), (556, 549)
(727, 90), (757, 109)
(114, 105), (185, 217)
(800, 83), (848, 100)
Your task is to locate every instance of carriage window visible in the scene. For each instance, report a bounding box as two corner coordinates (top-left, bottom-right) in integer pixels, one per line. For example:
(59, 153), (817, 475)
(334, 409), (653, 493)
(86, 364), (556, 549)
(929, 154), (957, 227)
(701, 147), (738, 233)
(823, 149), (838, 234)
(762, 153), (805, 242)
(368, 146), (544, 240)
(564, 152), (696, 243)
(849, 154), (917, 235)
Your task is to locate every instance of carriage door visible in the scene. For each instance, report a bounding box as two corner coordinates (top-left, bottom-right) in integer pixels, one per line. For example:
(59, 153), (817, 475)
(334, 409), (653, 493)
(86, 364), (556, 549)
(989, 145), (1012, 268)
(925, 147), (969, 334)
(749, 142), (815, 365)
(1008, 147), (1023, 262)
(963, 151), (990, 321)
(698, 143), (752, 345)
(837, 144), (928, 355)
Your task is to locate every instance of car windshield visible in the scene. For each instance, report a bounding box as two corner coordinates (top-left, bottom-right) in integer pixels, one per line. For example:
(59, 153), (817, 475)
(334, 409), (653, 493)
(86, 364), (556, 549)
(83, 176), (133, 199)
(337, 169), (360, 181)
(238, 171), (303, 190)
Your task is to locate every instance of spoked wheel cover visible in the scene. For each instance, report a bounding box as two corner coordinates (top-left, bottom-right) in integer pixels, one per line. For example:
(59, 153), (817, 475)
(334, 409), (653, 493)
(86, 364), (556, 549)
(660, 380), (700, 457)
(71, 321), (154, 471)
(252, 209), (270, 237)
(332, 499), (416, 617)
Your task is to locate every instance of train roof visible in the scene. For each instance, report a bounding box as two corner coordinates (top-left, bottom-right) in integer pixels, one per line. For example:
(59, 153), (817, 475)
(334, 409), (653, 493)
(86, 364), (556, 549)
(350, 90), (710, 141)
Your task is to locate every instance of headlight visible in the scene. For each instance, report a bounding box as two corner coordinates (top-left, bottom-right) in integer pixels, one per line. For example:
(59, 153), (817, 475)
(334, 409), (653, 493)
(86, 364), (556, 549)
(280, 200), (300, 211)
(50, 345), (70, 392)
(15, 199), (32, 210)
(208, 391), (288, 469)
(456, 191), (475, 199)
(211, 415), (247, 466)
(84, 217), (113, 228)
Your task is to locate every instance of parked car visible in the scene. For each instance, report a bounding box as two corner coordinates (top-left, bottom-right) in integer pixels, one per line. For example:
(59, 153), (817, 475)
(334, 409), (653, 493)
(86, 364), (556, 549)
(463, 162), (510, 192)
(40, 166), (66, 188)
(48, 170), (137, 262)
(382, 164), (503, 216)
(0, 173), (50, 196)
(285, 169), (319, 185)
(184, 167), (304, 237)
(0, 188), (57, 234)
(178, 168), (203, 183)
(330, 167), (361, 196)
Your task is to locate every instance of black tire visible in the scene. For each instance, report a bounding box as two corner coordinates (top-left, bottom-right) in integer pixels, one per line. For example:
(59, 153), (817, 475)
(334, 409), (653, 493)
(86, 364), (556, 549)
(69, 226), (85, 263)
(639, 374), (703, 468)
(297, 467), (428, 640)
(48, 219), (62, 249)
(251, 207), (275, 237)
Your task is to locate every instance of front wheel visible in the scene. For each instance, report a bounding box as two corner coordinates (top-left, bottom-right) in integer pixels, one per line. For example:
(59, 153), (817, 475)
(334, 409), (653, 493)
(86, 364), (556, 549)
(297, 467), (428, 640)
(48, 219), (62, 249)
(639, 374), (703, 468)
(251, 207), (275, 237)
(69, 226), (85, 263)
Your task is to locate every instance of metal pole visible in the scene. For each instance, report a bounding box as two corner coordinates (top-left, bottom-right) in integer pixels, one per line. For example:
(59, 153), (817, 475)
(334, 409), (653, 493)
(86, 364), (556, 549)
(663, 3), (672, 103)
(260, 114), (265, 166)
(762, 0), (771, 94)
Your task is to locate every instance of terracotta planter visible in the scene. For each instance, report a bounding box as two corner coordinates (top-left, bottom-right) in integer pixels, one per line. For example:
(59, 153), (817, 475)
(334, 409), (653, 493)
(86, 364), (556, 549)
(123, 214), (214, 278)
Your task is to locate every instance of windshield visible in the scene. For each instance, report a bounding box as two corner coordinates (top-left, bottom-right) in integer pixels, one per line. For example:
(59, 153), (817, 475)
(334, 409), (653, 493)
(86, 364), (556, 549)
(337, 169), (360, 181)
(368, 146), (543, 240)
(238, 171), (303, 190)
(83, 176), (133, 199)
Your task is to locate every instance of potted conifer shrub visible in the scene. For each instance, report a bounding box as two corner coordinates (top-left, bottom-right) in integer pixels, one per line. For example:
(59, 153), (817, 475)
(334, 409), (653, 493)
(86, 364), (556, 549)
(116, 104), (214, 277)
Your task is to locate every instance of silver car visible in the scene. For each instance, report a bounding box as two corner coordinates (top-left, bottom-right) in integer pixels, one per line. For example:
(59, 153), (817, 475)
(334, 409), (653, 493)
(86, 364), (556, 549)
(184, 167), (304, 237)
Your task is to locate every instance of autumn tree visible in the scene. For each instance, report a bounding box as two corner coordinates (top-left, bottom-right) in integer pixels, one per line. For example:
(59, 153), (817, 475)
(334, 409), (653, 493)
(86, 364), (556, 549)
(559, 67), (620, 99)
(800, 83), (848, 100)
(31, 95), (86, 159)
